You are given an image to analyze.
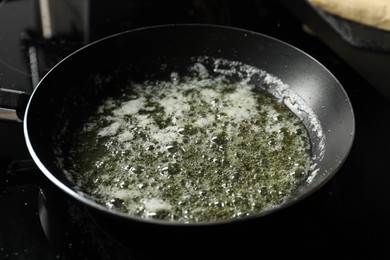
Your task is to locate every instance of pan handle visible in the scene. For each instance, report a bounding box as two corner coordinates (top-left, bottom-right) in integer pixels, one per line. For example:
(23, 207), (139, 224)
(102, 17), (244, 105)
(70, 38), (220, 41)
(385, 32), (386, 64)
(0, 88), (30, 122)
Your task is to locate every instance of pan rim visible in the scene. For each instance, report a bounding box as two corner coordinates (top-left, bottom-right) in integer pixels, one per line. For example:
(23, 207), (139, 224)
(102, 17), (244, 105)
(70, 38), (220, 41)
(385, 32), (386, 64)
(23, 23), (355, 227)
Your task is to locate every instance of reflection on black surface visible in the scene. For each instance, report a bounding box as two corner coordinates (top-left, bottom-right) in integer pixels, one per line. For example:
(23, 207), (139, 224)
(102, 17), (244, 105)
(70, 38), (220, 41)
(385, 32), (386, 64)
(1, 0), (390, 259)
(0, 174), (48, 259)
(38, 181), (127, 259)
(37, 175), (345, 260)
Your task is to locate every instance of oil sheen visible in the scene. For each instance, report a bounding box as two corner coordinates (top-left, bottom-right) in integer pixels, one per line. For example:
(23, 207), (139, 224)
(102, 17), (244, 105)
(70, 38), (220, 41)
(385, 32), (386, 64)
(68, 69), (312, 223)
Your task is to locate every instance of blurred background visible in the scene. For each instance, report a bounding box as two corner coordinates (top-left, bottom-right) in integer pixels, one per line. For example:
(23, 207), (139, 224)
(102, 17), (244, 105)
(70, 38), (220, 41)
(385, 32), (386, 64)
(1, 0), (390, 259)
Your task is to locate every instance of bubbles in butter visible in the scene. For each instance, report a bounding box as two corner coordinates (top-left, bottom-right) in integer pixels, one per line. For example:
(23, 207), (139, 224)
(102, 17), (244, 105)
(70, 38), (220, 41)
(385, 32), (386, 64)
(66, 57), (321, 223)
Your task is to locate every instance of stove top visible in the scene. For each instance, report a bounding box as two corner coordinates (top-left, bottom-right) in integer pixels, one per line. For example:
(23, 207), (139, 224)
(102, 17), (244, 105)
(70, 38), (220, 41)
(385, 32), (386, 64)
(1, 0), (390, 259)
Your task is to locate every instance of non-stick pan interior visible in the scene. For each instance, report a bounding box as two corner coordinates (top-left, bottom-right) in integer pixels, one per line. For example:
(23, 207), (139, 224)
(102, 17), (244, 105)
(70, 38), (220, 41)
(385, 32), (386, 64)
(24, 24), (355, 225)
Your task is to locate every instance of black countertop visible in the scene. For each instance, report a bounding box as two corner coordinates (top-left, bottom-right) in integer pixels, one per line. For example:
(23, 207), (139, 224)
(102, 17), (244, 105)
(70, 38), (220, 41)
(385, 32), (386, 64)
(1, 0), (390, 259)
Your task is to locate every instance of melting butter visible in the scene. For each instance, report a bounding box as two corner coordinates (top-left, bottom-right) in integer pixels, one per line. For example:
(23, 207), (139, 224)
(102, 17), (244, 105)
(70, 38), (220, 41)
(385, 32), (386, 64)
(67, 64), (313, 223)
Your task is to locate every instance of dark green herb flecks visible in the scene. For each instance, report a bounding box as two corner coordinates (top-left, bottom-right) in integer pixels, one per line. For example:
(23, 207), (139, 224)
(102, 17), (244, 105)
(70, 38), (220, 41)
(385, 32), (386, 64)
(67, 70), (313, 223)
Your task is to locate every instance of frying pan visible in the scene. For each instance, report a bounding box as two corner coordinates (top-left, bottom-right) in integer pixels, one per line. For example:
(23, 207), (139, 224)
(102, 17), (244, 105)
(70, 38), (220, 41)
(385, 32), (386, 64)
(0, 24), (355, 227)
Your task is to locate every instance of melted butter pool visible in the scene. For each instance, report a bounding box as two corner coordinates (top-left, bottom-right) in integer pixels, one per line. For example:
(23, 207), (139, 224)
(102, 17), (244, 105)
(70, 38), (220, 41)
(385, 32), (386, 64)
(67, 64), (313, 223)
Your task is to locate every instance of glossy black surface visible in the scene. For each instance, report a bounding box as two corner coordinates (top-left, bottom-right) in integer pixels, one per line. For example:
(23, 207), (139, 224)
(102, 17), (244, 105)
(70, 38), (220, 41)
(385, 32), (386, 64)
(1, 0), (390, 259)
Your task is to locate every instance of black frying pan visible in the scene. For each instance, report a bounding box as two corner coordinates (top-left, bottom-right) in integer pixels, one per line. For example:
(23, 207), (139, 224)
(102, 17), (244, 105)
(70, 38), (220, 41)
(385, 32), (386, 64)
(0, 24), (355, 227)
